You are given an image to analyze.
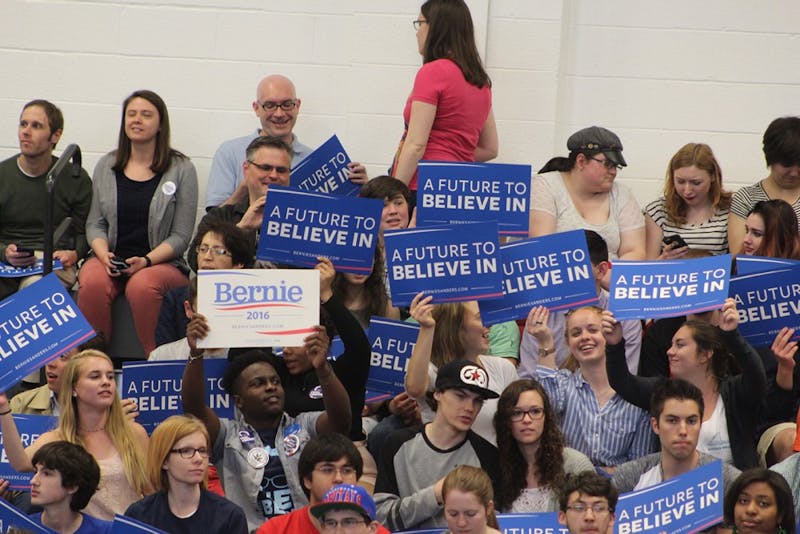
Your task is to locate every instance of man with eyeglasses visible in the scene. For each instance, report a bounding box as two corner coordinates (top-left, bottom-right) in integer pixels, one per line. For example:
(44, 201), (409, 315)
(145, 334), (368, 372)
(311, 484), (385, 534)
(205, 74), (368, 210)
(256, 434), (389, 533)
(558, 471), (618, 534)
(611, 379), (740, 494)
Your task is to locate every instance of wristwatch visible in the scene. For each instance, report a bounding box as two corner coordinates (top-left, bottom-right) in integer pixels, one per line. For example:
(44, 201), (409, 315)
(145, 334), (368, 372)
(538, 347), (554, 357)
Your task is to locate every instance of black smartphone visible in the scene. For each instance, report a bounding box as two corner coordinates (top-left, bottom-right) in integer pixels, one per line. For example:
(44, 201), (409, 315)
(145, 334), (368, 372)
(15, 246), (35, 257)
(662, 234), (689, 249)
(109, 257), (130, 271)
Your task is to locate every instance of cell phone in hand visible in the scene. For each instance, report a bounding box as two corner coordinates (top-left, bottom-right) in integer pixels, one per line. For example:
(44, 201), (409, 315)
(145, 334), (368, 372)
(15, 246), (35, 257)
(662, 234), (689, 249)
(109, 257), (130, 271)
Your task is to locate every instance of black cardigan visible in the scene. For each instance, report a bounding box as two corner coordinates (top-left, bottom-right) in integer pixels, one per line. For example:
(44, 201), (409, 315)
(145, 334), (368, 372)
(606, 328), (766, 470)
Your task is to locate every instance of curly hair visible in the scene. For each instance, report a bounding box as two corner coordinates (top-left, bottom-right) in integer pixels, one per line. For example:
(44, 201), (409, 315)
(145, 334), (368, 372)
(493, 379), (565, 511)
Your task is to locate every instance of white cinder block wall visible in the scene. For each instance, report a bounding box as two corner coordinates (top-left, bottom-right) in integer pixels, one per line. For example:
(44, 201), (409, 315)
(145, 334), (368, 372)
(2, 0), (799, 224)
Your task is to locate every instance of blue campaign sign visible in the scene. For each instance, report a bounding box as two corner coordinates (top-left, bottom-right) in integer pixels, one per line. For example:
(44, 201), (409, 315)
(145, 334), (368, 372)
(730, 265), (800, 346)
(417, 161), (532, 235)
(608, 255), (731, 321)
(614, 460), (723, 534)
(111, 515), (168, 534)
(0, 273), (95, 393)
(0, 415), (57, 490)
(736, 255), (800, 275)
(384, 222), (503, 307)
(257, 186), (383, 274)
(497, 512), (568, 533)
(292, 134), (359, 197)
(0, 498), (55, 533)
(391, 530), (440, 534)
(0, 258), (63, 278)
(122, 359), (233, 433)
(478, 230), (598, 326)
(367, 318), (420, 396)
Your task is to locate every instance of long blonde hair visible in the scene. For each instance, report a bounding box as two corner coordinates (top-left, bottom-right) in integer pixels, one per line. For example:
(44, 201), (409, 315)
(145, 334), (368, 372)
(147, 415), (209, 492)
(58, 350), (149, 495)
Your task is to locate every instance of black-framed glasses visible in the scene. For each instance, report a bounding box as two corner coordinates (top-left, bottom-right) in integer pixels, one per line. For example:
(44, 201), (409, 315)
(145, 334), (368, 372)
(412, 19), (427, 30)
(567, 503), (611, 515)
(589, 156), (623, 170)
(170, 447), (209, 459)
(196, 245), (230, 257)
(314, 465), (358, 477)
(320, 517), (369, 530)
(247, 160), (290, 174)
(260, 99), (297, 112)
(510, 406), (545, 422)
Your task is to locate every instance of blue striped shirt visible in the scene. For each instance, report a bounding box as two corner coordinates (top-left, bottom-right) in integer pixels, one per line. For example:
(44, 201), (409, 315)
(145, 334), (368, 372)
(536, 367), (656, 467)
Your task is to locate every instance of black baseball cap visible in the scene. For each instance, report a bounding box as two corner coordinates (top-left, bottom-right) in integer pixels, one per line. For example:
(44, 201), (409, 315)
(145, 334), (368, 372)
(435, 359), (499, 400)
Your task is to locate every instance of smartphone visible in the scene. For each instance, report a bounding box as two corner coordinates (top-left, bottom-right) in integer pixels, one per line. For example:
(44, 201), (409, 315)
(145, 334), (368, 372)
(15, 246), (35, 257)
(662, 234), (689, 249)
(109, 257), (130, 271)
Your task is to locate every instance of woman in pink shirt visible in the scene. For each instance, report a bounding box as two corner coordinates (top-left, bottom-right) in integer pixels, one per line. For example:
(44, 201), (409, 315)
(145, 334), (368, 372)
(391, 0), (498, 192)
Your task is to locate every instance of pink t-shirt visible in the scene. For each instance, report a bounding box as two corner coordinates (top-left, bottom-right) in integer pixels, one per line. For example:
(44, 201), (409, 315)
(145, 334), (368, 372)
(402, 59), (492, 189)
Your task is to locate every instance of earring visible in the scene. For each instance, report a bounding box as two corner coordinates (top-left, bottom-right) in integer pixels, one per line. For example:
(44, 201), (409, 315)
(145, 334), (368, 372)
(777, 526), (786, 534)
(72, 391), (77, 397)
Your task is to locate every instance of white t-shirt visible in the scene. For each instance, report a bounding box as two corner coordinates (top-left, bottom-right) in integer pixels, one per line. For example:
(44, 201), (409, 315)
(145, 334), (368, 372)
(697, 396), (733, 464)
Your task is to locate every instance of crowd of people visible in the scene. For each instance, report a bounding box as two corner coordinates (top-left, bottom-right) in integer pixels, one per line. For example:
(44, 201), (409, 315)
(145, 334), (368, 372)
(2, 0), (800, 532)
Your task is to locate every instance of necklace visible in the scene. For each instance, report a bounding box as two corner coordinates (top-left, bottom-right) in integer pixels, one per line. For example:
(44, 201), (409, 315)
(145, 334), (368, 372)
(79, 425), (106, 433)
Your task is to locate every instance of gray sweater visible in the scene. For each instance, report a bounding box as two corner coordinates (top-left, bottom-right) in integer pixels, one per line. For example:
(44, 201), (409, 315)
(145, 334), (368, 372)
(612, 451), (741, 494)
(86, 151), (198, 271)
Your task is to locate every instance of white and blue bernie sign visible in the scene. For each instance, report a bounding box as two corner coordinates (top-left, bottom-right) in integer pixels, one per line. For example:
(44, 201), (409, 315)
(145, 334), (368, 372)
(122, 359), (233, 433)
(0, 273), (95, 393)
(497, 512), (568, 533)
(111, 515), (168, 534)
(367, 317), (419, 397)
(292, 134), (359, 197)
(258, 186), (383, 274)
(0, 415), (57, 490)
(736, 255), (800, 276)
(416, 161), (531, 235)
(614, 460), (723, 534)
(0, 258), (62, 278)
(479, 230), (598, 326)
(383, 222), (503, 307)
(608, 255), (731, 321)
(730, 264), (800, 347)
(0, 497), (55, 533)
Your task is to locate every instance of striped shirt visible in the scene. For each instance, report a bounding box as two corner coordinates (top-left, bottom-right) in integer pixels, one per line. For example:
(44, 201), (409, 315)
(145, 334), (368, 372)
(644, 197), (729, 255)
(730, 180), (800, 227)
(535, 367), (656, 467)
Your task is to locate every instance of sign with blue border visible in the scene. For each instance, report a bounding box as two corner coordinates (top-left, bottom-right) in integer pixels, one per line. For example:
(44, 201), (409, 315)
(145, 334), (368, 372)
(383, 222), (503, 307)
(608, 255), (731, 320)
(730, 265), (800, 346)
(111, 515), (168, 533)
(257, 186), (382, 273)
(122, 359), (233, 433)
(0, 273), (95, 393)
(0, 415), (57, 490)
(367, 318), (419, 397)
(417, 161), (531, 235)
(614, 460), (723, 534)
(197, 269), (320, 348)
(498, 512), (568, 533)
(736, 255), (800, 276)
(292, 134), (359, 197)
(479, 230), (598, 325)
(0, 498), (55, 532)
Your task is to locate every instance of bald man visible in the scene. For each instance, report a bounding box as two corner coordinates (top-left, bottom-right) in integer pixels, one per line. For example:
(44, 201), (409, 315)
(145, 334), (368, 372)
(205, 74), (367, 210)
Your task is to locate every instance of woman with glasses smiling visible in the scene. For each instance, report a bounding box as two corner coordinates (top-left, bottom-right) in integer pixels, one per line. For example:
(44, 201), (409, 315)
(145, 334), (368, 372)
(530, 126), (645, 263)
(125, 415), (248, 533)
(391, 0), (498, 193)
(78, 89), (197, 356)
(493, 379), (593, 513)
